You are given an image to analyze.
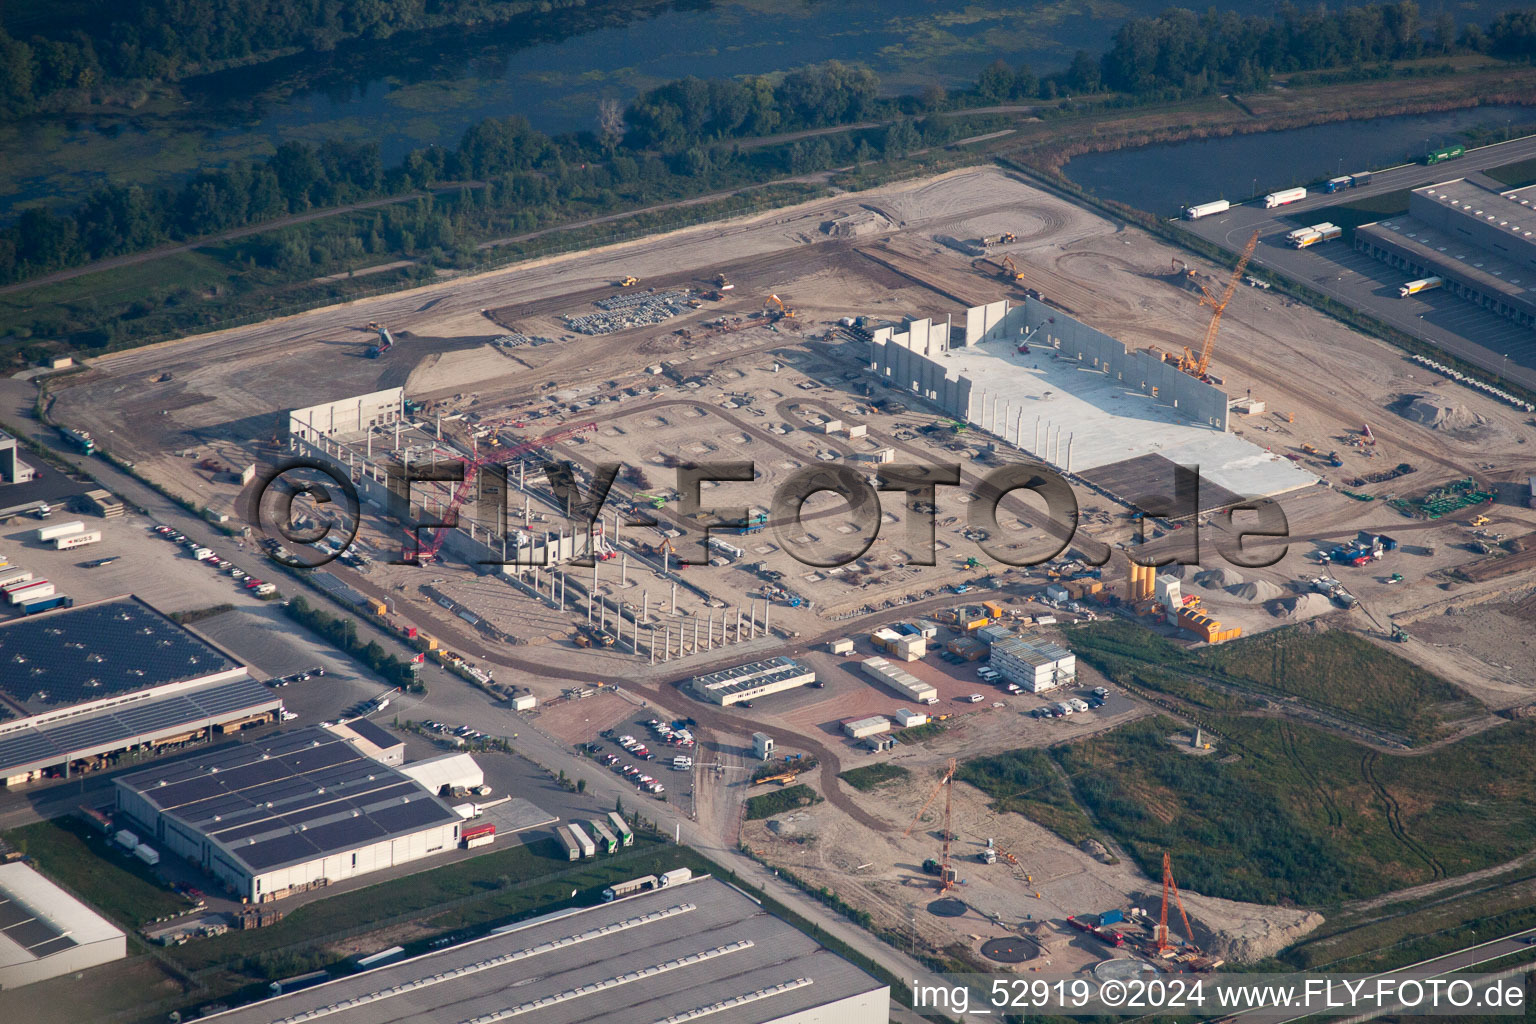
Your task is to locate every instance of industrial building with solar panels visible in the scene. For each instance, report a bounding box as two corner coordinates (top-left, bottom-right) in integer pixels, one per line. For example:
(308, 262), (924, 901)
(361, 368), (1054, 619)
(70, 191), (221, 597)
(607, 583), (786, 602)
(114, 727), (464, 903)
(0, 596), (280, 788)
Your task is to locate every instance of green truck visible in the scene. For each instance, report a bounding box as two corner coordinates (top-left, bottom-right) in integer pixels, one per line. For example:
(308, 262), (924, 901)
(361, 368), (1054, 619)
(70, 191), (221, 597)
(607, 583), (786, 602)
(1424, 144), (1465, 165)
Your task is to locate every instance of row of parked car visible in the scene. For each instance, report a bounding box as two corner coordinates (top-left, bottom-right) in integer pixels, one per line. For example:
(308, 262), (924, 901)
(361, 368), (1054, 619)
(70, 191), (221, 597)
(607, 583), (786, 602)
(1030, 687), (1110, 719)
(600, 753), (667, 794)
(151, 525), (275, 595)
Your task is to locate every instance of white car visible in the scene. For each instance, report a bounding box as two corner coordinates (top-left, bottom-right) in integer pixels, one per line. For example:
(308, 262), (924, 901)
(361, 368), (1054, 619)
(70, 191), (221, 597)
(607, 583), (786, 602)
(965, 694), (985, 704)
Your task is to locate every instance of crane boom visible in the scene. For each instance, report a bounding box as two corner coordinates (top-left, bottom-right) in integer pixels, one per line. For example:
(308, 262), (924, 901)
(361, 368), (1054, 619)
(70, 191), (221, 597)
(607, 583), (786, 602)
(904, 758), (959, 893)
(1156, 852), (1198, 955)
(1192, 229), (1259, 378)
(405, 421), (597, 562)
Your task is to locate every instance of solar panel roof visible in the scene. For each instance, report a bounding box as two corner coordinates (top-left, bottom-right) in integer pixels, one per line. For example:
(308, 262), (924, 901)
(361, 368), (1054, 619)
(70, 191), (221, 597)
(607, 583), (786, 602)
(345, 718), (398, 750)
(117, 728), (460, 875)
(0, 677), (278, 777)
(0, 889), (77, 957)
(0, 596), (239, 713)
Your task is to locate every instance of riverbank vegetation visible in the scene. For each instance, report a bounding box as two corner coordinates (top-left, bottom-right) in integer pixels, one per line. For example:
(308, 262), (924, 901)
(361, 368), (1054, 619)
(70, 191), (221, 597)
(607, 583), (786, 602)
(3, 2), (1536, 365)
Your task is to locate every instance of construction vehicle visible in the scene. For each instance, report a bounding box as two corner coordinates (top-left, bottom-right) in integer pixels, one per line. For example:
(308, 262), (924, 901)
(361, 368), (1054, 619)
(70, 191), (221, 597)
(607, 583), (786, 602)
(764, 294), (795, 321)
(982, 232), (1017, 246)
(1300, 443), (1319, 455)
(713, 273), (734, 292)
(1066, 915), (1125, 948)
(1154, 853), (1198, 957)
(573, 632), (592, 649)
(403, 422), (597, 563)
(973, 255), (1025, 283)
(963, 556), (984, 570)
(366, 323), (394, 358)
(1175, 229), (1258, 381)
(618, 276), (639, 287)
(1391, 625), (1410, 642)
(1471, 514), (1491, 527)
(753, 769), (801, 786)
(905, 759), (959, 892)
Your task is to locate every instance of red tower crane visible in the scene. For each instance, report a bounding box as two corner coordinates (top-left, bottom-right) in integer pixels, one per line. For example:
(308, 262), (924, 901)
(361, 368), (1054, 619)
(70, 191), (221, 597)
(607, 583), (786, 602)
(1155, 851), (1197, 956)
(404, 421), (597, 563)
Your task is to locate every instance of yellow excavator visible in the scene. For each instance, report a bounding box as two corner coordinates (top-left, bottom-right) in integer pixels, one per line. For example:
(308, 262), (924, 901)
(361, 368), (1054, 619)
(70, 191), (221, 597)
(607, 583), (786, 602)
(765, 294), (796, 320)
(618, 275), (639, 287)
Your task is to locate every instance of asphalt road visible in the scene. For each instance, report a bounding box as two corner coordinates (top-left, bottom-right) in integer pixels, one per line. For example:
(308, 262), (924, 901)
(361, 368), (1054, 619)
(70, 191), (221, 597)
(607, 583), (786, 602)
(1179, 133), (1536, 392)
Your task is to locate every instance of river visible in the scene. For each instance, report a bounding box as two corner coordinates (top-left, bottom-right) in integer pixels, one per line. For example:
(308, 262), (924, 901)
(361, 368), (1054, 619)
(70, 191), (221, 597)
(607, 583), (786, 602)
(2, 0), (1534, 216)
(1065, 105), (1536, 216)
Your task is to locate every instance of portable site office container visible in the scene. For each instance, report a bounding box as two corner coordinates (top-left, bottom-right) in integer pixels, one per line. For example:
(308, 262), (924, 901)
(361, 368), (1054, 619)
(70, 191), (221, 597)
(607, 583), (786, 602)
(587, 819), (619, 854)
(606, 812), (634, 847)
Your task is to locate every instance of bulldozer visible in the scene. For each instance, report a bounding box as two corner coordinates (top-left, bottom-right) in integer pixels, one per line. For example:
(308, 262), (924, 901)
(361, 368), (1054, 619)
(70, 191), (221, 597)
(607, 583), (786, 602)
(618, 275), (639, 287)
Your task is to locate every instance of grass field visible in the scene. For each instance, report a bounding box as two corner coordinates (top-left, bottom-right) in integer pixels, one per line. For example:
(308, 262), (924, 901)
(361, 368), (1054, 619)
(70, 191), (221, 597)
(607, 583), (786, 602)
(1071, 621), (1474, 744)
(3, 817), (190, 927)
(1017, 712), (1536, 906)
(838, 763), (911, 792)
(1486, 157), (1536, 188)
(957, 749), (1101, 847)
(164, 833), (699, 971)
(745, 784), (823, 820)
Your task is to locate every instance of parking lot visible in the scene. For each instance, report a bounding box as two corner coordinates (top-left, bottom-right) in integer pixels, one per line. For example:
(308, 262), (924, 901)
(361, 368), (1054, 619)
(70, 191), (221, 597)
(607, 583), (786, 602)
(1184, 202), (1536, 390)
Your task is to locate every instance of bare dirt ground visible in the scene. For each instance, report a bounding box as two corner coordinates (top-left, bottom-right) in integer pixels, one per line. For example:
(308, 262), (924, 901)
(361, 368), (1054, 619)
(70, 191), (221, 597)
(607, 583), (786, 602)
(33, 164), (1536, 966)
(742, 735), (1320, 967)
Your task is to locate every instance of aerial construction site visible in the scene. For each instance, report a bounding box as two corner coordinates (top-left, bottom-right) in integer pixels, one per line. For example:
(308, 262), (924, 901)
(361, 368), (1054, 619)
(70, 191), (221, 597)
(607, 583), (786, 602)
(32, 162), (1536, 983)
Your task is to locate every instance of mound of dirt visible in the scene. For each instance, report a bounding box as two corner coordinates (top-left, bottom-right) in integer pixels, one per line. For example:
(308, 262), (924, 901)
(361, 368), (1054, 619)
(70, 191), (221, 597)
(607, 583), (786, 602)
(1231, 580), (1283, 601)
(1273, 592), (1332, 618)
(1128, 888), (1324, 962)
(1394, 394), (1485, 432)
(1195, 567), (1245, 588)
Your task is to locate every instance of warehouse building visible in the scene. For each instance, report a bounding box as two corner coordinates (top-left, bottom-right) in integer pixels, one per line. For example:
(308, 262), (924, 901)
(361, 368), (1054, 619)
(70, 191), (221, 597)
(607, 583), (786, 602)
(860, 656), (938, 704)
(202, 875), (888, 1024)
(0, 596), (279, 788)
(989, 635), (1075, 693)
(1356, 177), (1536, 329)
(0, 861), (126, 989)
(689, 657), (816, 706)
(113, 728), (463, 903)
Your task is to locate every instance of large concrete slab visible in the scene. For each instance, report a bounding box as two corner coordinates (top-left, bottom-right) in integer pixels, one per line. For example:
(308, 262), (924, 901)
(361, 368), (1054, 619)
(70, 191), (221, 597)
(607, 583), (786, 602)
(951, 333), (1317, 502)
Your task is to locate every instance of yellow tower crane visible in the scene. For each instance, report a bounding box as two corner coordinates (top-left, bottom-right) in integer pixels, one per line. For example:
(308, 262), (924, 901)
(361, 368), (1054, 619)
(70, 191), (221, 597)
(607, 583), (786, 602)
(905, 758), (959, 893)
(1180, 229), (1259, 379)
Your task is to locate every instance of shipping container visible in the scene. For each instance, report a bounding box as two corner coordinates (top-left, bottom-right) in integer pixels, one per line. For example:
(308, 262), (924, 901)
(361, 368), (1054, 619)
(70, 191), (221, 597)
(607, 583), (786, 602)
(587, 819), (619, 854)
(555, 825), (581, 861)
(567, 821), (596, 859)
(1183, 200), (1230, 220)
(54, 530), (102, 550)
(1399, 277), (1444, 297)
(269, 971), (329, 996)
(6, 581), (53, 604)
(1263, 187), (1307, 208)
(20, 594), (73, 615)
(658, 867), (692, 888)
(602, 874), (658, 901)
(36, 520), (85, 542)
(134, 844), (160, 866)
(606, 811), (634, 847)
(1349, 171), (1373, 187)
(114, 829), (139, 851)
